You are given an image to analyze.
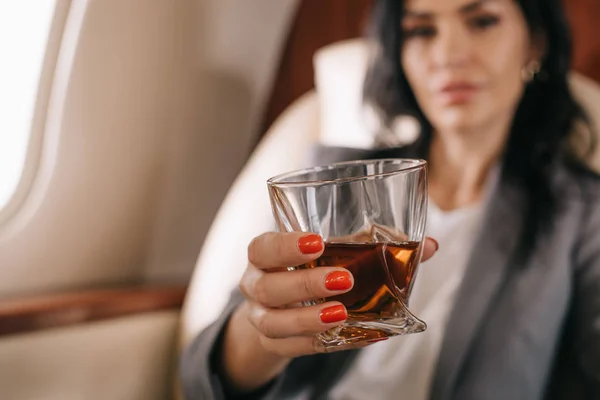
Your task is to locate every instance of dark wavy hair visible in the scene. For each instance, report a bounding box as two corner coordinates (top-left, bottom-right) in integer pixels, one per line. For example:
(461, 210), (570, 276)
(364, 0), (596, 261)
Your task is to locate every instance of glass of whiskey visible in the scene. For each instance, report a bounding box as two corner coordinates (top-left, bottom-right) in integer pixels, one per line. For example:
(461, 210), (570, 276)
(267, 158), (428, 350)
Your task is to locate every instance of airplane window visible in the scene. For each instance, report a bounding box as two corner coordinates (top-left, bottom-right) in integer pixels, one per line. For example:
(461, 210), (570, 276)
(0, 1), (55, 210)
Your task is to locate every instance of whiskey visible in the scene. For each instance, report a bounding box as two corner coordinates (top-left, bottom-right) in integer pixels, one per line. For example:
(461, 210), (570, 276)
(301, 241), (426, 345)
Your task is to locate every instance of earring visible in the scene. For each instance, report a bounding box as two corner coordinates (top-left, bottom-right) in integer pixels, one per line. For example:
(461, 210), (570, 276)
(521, 60), (541, 83)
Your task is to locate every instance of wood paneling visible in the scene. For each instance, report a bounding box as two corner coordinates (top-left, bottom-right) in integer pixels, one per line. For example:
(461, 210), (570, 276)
(0, 285), (187, 337)
(564, 0), (600, 83)
(259, 0), (374, 140)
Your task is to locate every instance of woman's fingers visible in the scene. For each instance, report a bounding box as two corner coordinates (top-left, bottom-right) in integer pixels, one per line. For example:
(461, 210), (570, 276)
(246, 301), (347, 339)
(238, 231), (440, 360)
(255, 321), (383, 358)
(240, 265), (354, 308)
(422, 237), (439, 262)
(243, 231), (438, 308)
(247, 231), (438, 270)
(247, 232), (324, 270)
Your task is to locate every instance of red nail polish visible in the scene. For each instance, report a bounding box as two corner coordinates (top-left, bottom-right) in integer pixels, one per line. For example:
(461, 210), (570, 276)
(325, 271), (352, 291)
(298, 234), (323, 254)
(319, 305), (347, 324)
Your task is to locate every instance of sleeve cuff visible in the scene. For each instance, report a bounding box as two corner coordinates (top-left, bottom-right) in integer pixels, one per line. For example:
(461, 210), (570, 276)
(179, 290), (285, 400)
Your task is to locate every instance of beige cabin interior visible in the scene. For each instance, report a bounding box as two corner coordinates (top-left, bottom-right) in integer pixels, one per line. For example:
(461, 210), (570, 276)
(0, 1), (599, 399)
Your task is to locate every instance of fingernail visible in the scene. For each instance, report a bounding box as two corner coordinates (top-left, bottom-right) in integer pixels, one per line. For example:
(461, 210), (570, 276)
(319, 305), (347, 324)
(429, 237), (439, 252)
(325, 271), (353, 291)
(298, 234), (323, 254)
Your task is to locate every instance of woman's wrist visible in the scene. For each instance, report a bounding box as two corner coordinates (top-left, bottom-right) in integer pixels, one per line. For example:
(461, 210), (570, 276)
(220, 302), (291, 393)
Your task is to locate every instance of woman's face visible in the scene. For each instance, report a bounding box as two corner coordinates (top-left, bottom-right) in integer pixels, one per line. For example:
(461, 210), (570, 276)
(401, 0), (536, 133)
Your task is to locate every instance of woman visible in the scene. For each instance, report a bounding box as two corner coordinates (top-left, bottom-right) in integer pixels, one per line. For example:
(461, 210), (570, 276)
(181, 0), (600, 399)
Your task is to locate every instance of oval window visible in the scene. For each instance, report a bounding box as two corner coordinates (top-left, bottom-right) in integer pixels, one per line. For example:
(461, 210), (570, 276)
(0, 1), (56, 210)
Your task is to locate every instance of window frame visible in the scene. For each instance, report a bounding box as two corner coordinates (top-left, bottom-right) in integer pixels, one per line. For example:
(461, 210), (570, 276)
(0, 1), (72, 225)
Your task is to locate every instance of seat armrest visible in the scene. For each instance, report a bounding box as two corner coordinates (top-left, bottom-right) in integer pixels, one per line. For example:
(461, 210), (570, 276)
(0, 285), (186, 337)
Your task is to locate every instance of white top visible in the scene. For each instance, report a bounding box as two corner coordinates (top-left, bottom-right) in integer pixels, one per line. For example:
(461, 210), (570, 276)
(329, 200), (486, 400)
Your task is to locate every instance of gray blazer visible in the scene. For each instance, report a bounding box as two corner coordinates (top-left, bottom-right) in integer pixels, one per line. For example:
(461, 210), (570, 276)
(180, 145), (600, 400)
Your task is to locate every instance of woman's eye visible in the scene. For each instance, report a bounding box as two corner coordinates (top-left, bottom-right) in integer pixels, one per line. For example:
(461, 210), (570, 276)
(404, 26), (436, 38)
(470, 15), (500, 30)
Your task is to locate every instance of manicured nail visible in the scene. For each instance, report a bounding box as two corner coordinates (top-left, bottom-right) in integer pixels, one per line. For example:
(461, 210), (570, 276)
(319, 305), (347, 324)
(325, 271), (353, 291)
(429, 237), (439, 252)
(298, 234), (323, 254)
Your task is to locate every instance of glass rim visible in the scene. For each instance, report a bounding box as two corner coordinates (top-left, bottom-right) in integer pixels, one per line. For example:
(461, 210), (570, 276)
(267, 158), (427, 188)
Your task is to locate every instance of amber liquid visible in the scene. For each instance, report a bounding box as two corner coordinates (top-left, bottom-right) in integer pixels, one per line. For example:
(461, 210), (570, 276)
(302, 241), (422, 344)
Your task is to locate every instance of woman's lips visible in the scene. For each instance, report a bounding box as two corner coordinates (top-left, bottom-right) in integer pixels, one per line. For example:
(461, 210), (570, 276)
(437, 82), (480, 105)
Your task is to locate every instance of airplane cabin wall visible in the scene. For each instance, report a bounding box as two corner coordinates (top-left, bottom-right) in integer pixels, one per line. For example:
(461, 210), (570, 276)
(143, 0), (299, 283)
(0, 0), (299, 296)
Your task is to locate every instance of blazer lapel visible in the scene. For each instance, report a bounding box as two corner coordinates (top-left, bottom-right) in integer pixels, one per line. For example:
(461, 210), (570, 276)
(429, 178), (525, 400)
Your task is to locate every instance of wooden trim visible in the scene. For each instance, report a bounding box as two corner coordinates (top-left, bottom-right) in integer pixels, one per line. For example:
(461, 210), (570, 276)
(0, 285), (187, 337)
(563, 0), (600, 83)
(258, 0), (374, 143)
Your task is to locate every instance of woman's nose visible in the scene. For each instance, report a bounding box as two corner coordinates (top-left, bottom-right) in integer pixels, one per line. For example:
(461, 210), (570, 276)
(431, 22), (472, 69)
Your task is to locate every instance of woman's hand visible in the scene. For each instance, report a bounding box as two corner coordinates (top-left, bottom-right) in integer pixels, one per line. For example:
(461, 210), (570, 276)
(220, 232), (438, 392)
